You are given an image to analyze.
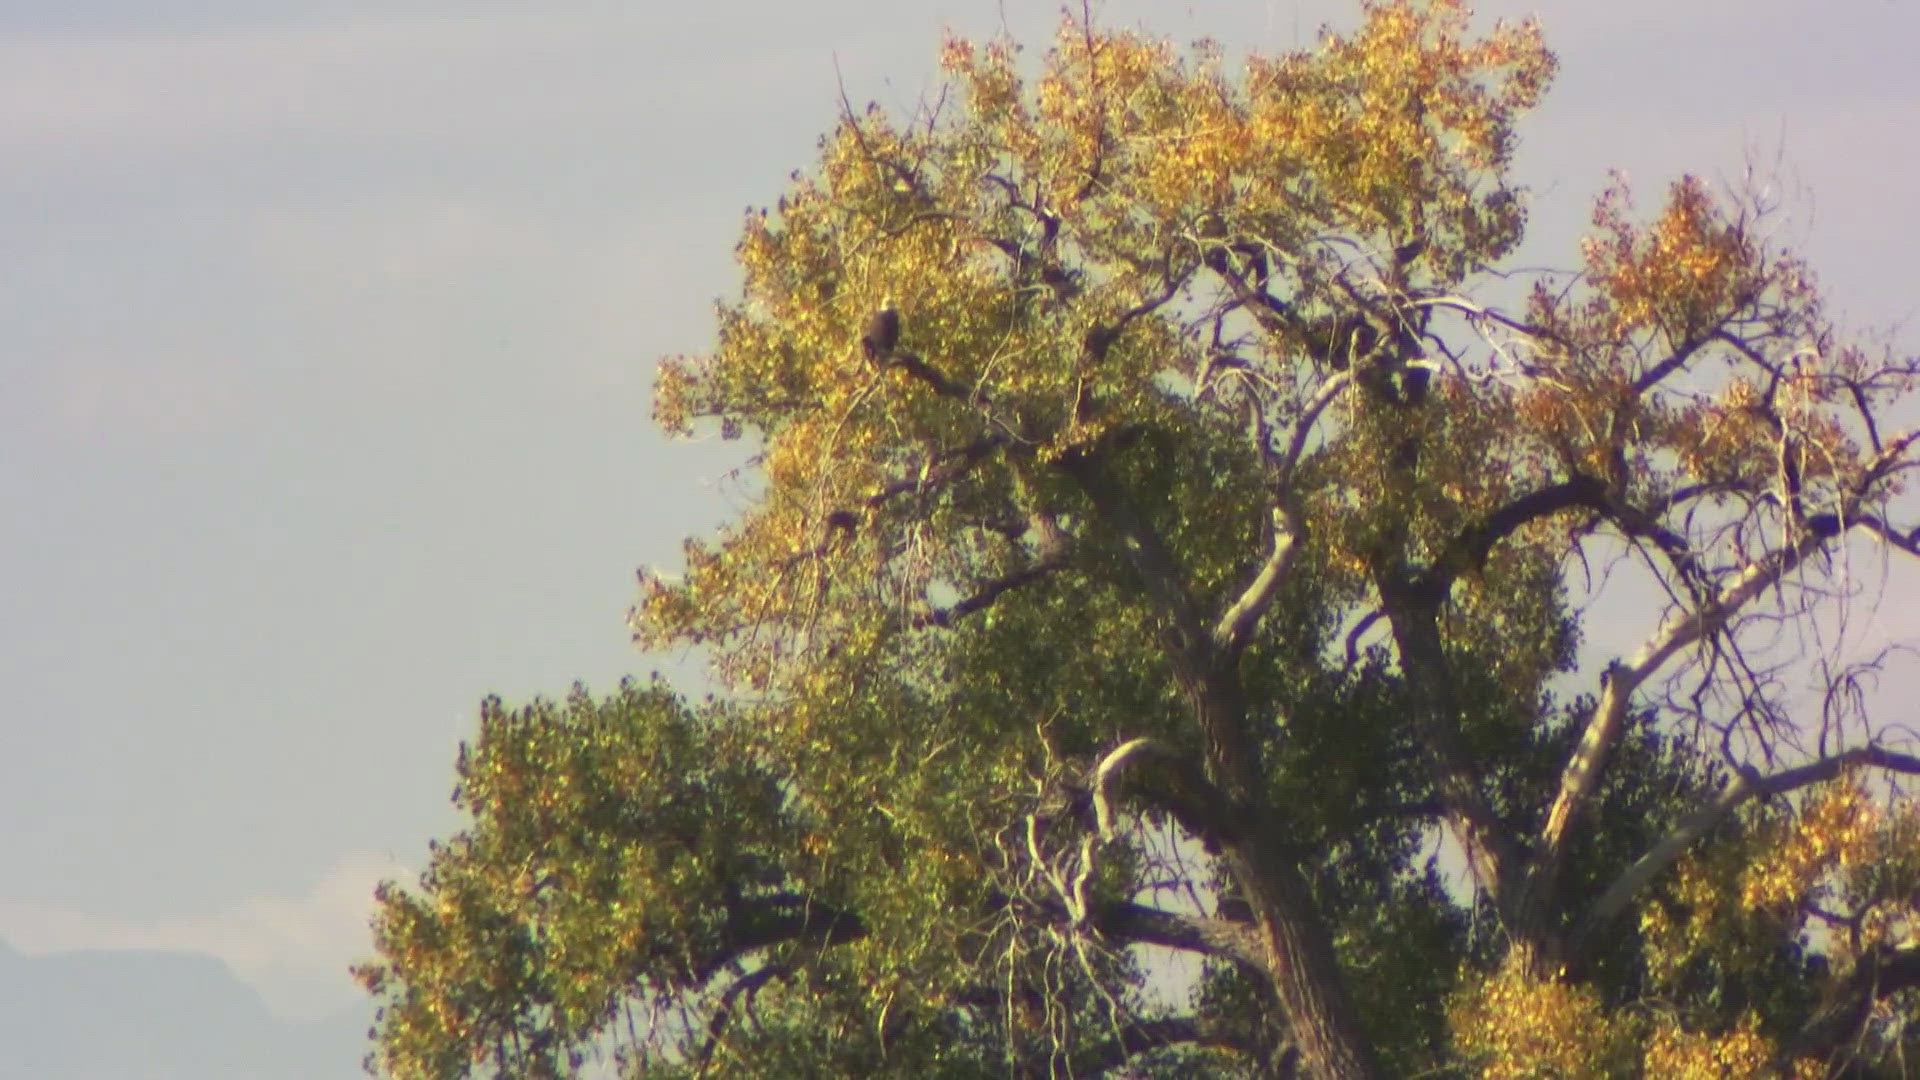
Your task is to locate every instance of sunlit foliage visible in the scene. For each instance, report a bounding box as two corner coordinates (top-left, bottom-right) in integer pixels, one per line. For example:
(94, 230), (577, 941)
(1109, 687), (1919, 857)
(1449, 955), (1633, 1078)
(363, 3), (1920, 1077)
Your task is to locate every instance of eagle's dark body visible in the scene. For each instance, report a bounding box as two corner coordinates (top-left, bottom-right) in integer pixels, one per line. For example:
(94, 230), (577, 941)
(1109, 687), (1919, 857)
(862, 304), (900, 362)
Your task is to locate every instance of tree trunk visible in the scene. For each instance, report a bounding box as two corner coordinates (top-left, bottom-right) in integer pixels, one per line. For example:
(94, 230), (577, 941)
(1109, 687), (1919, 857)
(1223, 841), (1382, 1079)
(1192, 668), (1382, 1080)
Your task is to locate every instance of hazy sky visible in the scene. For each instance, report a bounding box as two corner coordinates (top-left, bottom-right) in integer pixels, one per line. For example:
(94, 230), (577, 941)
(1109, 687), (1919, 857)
(3, 0), (1916, 1047)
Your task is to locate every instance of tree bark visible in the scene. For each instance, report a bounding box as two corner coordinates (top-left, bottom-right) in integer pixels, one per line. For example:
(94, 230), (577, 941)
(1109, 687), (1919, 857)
(1190, 667), (1382, 1080)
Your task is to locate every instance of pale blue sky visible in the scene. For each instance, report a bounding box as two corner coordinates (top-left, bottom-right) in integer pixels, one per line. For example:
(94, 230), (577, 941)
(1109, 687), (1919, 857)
(2, 0), (1916, 1068)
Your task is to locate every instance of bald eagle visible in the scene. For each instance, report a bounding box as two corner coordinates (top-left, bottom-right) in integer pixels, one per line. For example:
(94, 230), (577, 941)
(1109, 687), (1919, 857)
(862, 300), (900, 363)
(1398, 359), (1437, 405)
(1304, 312), (1379, 371)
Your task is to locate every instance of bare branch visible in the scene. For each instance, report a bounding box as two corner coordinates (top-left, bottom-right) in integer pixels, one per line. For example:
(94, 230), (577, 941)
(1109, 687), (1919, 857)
(1205, 347), (1348, 657)
(1629, 330), (1715, 396)
(1573, 745), (1920, 949)
(1280, 373), (1352, 479)
(1539, 526), (1834, 863)
(1409, 294), (1575, 351)
(1094, 738), (1172, 839)
(1212, 500), (1304, 655)
(915, 555), (1069, 630)
(1540, 431), (1920, 868)
(1344, 610), (1385, 670)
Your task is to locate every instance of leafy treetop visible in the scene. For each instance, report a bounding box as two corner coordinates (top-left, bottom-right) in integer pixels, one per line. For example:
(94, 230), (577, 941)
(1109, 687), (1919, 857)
(361, 3), (1920, 1077)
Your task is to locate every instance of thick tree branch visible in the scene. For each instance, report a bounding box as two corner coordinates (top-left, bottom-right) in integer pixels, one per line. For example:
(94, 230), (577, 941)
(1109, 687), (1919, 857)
(1856, 512), (1920, 558)
(1094, 738), (1171, 839)
(915, 555), (1068, 629)
(671, 907), (1260, 1079)
(1055, 451), (1269, 818)
(1207, 341), (1346, 657)
(1212, 501), (1305, 656)
(1086, 901), (1268, 973)
(1428, 473), (1706, 606)
(688, 893), (867, 986)
(1060, 448), (1382, 1080)
(1428, 475), (1609, 592)
(1089, 737), (1242, 848)
(1797, 944), (1920, 1061)
(693, 962), (789, 1071)
(1202, 240), (1301, 344)
(1280, 373), (1352, 478)
(1572, 745), (1920, 951)
(886, 348), (975, 401)
(676, 885), (1271, 1014)
(1376, 582), (1527, 911)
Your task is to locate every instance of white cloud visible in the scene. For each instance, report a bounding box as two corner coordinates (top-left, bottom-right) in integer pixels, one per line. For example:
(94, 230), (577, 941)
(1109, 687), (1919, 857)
(0, 853), (409, 1021)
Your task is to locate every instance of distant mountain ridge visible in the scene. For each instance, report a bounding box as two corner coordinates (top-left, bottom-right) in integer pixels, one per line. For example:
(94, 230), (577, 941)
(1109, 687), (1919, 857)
(0, 941), (370, 1079)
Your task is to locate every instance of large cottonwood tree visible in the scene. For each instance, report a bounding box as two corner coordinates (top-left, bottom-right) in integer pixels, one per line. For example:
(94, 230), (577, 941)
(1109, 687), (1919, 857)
(359, 3), (1920, 1076)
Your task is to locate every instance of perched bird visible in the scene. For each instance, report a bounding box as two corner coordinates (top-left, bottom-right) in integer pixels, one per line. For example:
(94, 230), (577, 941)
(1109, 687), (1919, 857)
(1397, 359), (1437, 405)
(824, 509), (860, 543)
(1305, 312), (1379, 371)
(862, 298), (900, 362)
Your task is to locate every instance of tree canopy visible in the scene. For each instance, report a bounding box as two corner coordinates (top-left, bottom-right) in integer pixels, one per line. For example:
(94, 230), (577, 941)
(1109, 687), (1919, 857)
(357, 3), (1920, 1076)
